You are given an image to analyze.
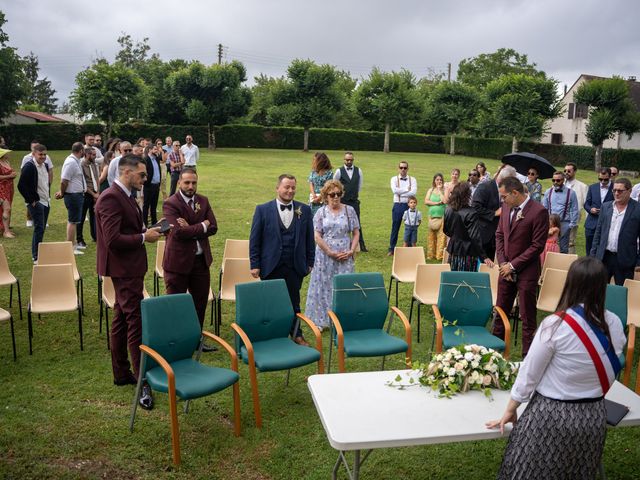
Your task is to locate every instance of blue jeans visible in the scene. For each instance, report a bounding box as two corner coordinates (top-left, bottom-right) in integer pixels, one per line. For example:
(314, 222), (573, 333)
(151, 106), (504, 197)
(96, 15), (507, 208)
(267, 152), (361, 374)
(389, 202), (409, 252)
(27, 202), (49, 261)
(559, 221), (571, 253)
(403, 224), (419, 245)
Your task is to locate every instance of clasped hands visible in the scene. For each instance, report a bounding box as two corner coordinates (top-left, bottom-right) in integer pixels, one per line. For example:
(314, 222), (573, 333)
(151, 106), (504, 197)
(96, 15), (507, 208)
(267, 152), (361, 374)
(498, 262), (516, 282)
(328, 249), (354, 261)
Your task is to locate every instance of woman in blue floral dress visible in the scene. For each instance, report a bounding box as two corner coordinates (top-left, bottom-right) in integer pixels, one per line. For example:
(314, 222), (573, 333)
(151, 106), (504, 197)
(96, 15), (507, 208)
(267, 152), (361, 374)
(305, 180), (360, 329)
(308, 152), (333, 216)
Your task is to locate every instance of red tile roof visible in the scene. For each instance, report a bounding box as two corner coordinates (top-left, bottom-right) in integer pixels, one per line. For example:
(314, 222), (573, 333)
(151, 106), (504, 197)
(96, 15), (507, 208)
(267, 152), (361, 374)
(15, 110), (67, 122)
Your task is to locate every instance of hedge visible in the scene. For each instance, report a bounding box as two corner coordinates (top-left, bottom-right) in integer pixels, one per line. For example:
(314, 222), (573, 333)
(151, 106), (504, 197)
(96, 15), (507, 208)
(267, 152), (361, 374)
(2, 122), (639, 170)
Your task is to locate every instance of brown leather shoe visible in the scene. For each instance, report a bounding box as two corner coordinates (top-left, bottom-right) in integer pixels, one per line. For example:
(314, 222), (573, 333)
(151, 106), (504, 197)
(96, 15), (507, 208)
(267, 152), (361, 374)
(386, 251), (394, 257)
(293, 336), (310, 347)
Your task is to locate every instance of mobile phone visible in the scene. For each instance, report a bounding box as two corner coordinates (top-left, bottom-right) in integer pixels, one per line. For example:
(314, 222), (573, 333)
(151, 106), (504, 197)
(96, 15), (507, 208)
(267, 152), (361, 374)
(151, 218), (170, 234)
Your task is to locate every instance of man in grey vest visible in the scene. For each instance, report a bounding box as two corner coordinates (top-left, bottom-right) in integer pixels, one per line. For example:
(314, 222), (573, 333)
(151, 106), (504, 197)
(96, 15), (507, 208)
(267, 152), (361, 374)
(334, 152), (368, 252)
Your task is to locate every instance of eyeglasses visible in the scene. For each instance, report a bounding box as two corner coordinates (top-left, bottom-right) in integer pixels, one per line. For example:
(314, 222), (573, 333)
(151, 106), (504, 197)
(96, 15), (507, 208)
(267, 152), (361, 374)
(468, 173), (478, 177)
(122, 148), (132, 153)
(613, 188), (628, 193)
(527, 171), (537, 175)
(598, 178), (609, 182)
(563, 170), (572, 173)
(552, 179), (563, 183)
(399, 166), (408, 170)
(327, 192), (342, 198)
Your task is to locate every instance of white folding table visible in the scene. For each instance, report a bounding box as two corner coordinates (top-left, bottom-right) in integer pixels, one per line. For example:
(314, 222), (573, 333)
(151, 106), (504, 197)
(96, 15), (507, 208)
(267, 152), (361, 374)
(308, 370), (640, 480)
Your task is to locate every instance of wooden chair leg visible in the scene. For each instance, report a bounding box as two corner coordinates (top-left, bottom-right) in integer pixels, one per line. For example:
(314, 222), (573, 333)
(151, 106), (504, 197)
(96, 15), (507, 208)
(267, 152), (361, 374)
(168, 391), (181, 465)
(248, 362), (262, 428)
(232, 382), (241, 437)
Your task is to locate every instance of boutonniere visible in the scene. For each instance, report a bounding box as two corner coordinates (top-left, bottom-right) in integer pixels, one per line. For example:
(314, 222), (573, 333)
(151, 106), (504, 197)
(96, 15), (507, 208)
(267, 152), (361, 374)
(295, 207), (302, 218)
(516, 210), (524, 222)
(194, 202), (201, 213)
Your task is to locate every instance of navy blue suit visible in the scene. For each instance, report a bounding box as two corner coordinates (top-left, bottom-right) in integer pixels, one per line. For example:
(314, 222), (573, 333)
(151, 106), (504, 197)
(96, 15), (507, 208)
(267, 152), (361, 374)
(590, 199), (640, 285)
(584, 182), (613, 255)
(249, 199), (315, 336)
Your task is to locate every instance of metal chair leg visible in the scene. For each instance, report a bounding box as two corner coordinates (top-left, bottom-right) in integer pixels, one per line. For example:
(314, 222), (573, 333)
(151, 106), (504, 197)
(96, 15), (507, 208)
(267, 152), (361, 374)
(129, 358), (145, 432)
(285, 369), (291, 387)
(9, 313), (16, 360)
(417, 302), (421, 343)
(395, 280), (399, 308)
(409, 297), (414, 325)
(387, 277), (393, 301)
(99, 299), (103, 333)
(78, 305), (83, 351)
(27, 307), (33, 355)
(9, 283), (13, 308)
(16, 280), (22, 321)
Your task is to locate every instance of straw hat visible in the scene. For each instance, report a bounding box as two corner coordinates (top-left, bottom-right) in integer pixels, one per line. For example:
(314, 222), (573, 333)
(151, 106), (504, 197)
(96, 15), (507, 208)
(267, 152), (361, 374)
(0, 148), (11, 160)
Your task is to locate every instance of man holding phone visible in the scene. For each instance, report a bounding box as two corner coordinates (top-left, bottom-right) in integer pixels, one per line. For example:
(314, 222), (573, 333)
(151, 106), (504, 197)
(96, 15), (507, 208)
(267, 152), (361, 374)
(162, 168), (218, 345)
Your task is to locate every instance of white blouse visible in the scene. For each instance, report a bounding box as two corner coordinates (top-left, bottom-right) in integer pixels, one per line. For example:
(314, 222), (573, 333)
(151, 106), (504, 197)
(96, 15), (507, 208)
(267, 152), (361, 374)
(511, 308), (626, 403)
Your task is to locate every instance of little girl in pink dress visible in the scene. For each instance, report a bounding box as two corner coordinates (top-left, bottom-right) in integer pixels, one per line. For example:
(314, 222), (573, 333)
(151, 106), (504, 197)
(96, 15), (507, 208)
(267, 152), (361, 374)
(541, 214), (561, 266)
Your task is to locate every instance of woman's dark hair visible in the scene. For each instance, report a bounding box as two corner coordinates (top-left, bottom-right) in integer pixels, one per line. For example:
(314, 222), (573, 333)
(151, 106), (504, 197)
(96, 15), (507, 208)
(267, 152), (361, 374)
(448, 182), (471, 211)
(103, 151), (114, 165)
(431, 173), (444, 188)
(143, 145), (152, 159)
(556, 256), (612, 346)
(312, 152), (332, 173)
(476, 162), (486, 175)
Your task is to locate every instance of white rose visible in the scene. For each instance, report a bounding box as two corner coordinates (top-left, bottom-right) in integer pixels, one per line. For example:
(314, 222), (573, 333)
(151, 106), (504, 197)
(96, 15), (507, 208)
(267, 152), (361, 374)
(454, 362), (464, 371)
(464, 352), (474, 361)
(448, 368), (457, 377)
(490, 364), (498, 373)
(471, 370), (480, 380)
(471, 361), (479, 369)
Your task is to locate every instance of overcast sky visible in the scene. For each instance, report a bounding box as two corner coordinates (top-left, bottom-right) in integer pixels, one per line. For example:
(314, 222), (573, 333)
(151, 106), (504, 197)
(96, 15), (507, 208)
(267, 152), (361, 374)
(4, 0), (639, 106)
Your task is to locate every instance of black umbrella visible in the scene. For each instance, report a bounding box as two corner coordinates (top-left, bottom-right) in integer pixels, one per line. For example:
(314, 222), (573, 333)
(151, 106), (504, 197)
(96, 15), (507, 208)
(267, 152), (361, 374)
(501, 152), (557, 180)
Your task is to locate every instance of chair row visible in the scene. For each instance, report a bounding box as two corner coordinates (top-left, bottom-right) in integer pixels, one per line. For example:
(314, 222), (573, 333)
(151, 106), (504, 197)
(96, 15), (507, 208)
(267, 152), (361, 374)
(133, 273), (413, 465)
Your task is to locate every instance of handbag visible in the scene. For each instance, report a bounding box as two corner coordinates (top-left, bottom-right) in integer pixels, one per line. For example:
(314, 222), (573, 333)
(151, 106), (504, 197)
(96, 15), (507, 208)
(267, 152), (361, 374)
(429, 217), (442, 231)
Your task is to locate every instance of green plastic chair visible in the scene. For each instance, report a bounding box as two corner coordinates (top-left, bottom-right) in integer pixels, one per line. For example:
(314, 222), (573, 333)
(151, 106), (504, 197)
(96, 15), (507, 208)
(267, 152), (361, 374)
(432, 271), (511, 358)
(231, 279), (324, 428)
(328, 272), (412, 373)
(605, 283), (628, 371)
(129, 294), (241, 466)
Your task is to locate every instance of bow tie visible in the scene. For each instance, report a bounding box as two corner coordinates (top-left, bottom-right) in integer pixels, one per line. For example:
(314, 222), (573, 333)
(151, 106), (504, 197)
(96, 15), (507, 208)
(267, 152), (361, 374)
(400, 177), (408, 181)
(346, 167), (353, 171)
(280, 204), (292, 211)
(554, 187), (563, 193)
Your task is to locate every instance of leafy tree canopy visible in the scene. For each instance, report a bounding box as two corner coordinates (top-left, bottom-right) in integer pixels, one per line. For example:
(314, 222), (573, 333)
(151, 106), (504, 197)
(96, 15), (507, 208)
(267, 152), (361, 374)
(21, 52), (57, 114)
(457, 48), (546, 89)
(0, 10), (26, 119)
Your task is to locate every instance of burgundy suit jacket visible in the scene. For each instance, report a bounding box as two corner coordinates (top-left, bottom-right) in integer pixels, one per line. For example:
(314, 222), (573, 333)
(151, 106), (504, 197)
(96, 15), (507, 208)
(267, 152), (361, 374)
(496, 199), (549, 282)
(95, 184), (148, 278)
(162, 192), (217, 274)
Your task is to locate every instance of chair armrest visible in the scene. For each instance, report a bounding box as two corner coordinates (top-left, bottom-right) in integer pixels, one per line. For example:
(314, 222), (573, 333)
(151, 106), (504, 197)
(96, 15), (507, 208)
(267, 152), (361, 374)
(297, 313), (324, 374)
(431, 305), (444, 353)
(390, 306), (412, 368)
(328, 310), (346, 372)
(623, 324), (635, 387)
(494, 306), (511, 359)
(230, 323), (254, 366)
(139, 344), (175, 392)
(201, 330), (239, 372)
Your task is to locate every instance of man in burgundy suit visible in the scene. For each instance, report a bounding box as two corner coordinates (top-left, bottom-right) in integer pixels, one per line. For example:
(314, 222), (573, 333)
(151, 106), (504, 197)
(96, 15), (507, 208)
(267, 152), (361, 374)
(162, 168), (217, 347)
(95, 154), (163, 409)
(493, 176), (549, 356)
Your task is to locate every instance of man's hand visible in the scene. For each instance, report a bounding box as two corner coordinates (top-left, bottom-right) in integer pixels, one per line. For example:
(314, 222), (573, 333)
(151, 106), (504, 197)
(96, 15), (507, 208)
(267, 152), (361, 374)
(495, 207), (502, 217)
(144, 226), (162, 243)
(176, 217), (188, 227)
(498, 262), (512, 278)
(203, 219), (210, 227)
(250, 268), (260, 279)
(590, 207), (600, 215)
(54, 191), (63, 199)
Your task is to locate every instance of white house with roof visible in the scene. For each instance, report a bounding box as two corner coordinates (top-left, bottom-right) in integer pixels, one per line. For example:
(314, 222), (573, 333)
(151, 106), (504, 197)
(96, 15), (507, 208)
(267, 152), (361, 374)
(541, 74), (640, 150)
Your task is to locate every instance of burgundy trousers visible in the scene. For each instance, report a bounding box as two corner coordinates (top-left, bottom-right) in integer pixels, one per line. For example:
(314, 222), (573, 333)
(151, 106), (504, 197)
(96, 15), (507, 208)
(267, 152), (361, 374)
(164, 255), (210, 327)
(493, 275), (538, 357)
(111, 276), (144, 381)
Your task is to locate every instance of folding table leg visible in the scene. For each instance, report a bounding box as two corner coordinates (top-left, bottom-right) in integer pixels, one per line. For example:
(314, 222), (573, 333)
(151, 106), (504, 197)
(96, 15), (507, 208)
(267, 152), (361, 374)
(333, 449), (372, 480)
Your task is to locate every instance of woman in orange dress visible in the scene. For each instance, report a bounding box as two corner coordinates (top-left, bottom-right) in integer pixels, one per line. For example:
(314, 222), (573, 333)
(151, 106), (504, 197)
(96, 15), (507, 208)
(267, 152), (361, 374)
(0, 149), (17, 238)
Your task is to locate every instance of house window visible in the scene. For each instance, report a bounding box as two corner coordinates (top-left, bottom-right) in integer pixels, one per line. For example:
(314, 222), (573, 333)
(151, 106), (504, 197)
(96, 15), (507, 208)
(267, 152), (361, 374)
(574, 134), (579, 143)
(551, 133), (563, 145)
(568, 103), (575, 119)
(575, 104), (589, 119)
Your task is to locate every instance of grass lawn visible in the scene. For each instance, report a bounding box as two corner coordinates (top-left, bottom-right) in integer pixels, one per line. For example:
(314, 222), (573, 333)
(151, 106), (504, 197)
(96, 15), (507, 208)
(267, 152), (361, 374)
(0, 148), (638, 479)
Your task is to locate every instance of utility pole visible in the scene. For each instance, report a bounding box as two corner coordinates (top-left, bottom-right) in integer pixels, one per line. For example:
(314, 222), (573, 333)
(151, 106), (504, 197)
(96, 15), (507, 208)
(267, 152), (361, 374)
(447, 62), (451, 82)
(217, 44), (223, 65)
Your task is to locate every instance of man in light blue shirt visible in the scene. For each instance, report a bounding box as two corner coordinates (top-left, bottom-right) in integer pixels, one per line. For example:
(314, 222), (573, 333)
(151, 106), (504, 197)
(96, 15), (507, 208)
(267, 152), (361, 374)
(543, 171), (579, 253)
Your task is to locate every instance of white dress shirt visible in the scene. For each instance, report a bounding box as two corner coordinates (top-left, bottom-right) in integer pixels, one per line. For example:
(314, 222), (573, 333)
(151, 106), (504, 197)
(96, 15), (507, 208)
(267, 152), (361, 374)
(601, 184), (612, 203)
(180, 143), (199, 166)
(511, 307), (626, 403)
(276, 199), (294, 229)
(178, 190), (207, 255)
(334, 166), (363, 192)
(60, 154), (86, 193)
(21, 153), (54, 171)
(631, 183), (640, 202)
(606, 203), (627, 252)
(390, 175), (417, 203)
(107, 155), (122, 186)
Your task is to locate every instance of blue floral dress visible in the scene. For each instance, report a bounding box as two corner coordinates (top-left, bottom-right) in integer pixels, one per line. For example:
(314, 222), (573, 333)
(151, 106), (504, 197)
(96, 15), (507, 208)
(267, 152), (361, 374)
(308, 170), (334, 215)
(305, 205), (360, 329)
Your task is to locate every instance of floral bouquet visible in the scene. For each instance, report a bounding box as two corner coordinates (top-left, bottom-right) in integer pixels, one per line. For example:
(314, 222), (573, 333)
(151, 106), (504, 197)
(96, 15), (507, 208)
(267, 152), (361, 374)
(387, 344), (518, 400)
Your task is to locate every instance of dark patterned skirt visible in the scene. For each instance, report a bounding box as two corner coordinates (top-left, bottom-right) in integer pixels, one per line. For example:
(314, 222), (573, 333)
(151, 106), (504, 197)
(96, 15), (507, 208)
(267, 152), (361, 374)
(498, 393), (606, 480)
(448, 254), (479, 272)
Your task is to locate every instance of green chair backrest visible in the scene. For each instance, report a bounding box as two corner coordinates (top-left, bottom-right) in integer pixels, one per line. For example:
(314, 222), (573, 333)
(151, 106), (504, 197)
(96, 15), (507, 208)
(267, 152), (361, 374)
(437, 271), (493, 327)
(235, 279), (294, 348)
(605, 284), (627, 329)
(141, 294), (201, 373)
(332, 273), (388, 332)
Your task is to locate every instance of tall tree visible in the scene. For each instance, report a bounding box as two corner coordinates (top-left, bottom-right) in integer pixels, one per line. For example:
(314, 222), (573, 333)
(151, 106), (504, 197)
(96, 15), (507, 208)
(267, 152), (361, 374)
(574, 77), (640, 169)
(480, 73), (562, 152)
(457, 48), (545, 90)
(115, 33), (155, 69)
(21, 52), (57, 113)
(354, 68), (421, 153)
(267, 59), (345, 151)
(137, 57), (190, 124)
(247, 74), (288, 125)
(0, 10), (26, 120)
(70, 59), (146, 138)
(427, 81), (479, 154)
(167, 60), (251, 148)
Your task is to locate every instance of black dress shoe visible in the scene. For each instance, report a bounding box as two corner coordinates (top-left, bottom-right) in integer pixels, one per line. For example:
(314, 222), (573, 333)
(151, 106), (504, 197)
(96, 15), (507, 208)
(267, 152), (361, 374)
(201, 344), (218, 352)
(360, 246), (369, 252)
(139, 383), (154, 410)
(114, 374), (137, 386)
